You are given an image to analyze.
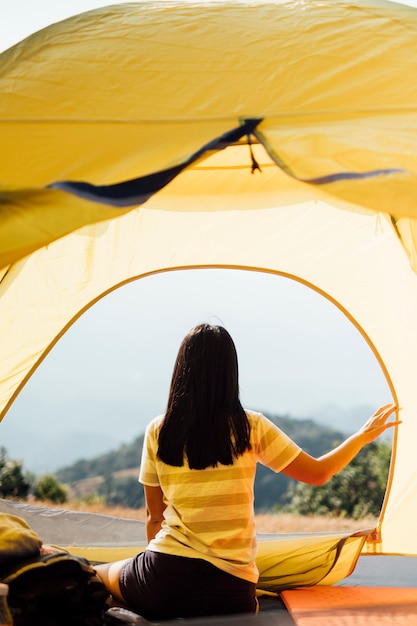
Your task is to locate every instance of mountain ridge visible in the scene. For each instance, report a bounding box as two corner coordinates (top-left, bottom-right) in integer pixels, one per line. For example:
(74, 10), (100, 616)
(55, 413), (347, 512)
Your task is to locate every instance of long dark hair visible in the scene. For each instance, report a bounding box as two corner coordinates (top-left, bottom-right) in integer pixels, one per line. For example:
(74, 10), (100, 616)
(157, 324), (251, 469)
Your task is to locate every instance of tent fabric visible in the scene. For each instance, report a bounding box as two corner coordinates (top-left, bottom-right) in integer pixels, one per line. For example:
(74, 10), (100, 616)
(256, 532), (368, 592)
(1, 0), (417, 566)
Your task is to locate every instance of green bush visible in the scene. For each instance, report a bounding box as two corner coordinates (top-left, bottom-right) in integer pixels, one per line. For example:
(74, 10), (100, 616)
(99, 474), (144, 509)
(286, 443), (391, 519)
(0, 447), (31, 499)
(33, 474), (68, 504)
(284, 441), (391, 519)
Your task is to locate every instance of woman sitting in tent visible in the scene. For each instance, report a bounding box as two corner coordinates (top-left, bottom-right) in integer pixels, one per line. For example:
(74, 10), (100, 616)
(95, 323), (398, 621)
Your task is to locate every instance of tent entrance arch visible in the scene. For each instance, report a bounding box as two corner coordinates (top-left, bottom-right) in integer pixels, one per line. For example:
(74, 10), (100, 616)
(1, 199), (416, 556)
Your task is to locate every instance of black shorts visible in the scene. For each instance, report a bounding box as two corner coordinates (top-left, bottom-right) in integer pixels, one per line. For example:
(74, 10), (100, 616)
(119, 550), (258, 621)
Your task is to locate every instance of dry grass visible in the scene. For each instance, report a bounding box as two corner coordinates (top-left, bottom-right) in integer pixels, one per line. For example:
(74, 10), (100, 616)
(45, 500), (378, 533)
(254, 512), (378, 533)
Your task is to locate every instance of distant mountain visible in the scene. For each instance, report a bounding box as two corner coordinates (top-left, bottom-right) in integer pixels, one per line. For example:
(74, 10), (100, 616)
(2, 403), (373, 475)
(55, 414), (347, 512)
(56, 435), (144, 484)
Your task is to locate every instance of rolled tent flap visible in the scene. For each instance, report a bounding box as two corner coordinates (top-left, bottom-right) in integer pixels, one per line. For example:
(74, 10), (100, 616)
(1, 0), (417, 561)
(256, 532), (368, 592)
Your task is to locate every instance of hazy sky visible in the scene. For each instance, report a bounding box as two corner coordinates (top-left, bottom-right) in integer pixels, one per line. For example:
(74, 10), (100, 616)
(1, 0), (410, 472)
(2, 269), (392, 472)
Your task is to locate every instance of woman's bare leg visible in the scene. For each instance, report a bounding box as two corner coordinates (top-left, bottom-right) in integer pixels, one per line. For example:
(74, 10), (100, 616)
(95, 559), (131, 604)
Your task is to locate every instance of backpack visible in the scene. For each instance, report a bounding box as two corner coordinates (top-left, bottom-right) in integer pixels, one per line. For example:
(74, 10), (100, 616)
(0, 550), (110, 626)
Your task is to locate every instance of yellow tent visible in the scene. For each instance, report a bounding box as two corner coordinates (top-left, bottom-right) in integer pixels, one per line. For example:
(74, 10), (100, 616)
(1, 0), (417, 588)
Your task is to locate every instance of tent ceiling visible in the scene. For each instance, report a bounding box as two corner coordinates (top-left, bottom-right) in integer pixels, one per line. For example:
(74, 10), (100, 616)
(1, 0), (417, 270)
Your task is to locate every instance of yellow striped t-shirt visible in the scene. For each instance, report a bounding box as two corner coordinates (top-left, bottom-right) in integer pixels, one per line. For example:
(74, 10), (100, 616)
(139, 410), (301, 583)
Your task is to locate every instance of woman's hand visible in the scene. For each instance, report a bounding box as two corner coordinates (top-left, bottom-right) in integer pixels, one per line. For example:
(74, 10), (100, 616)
(282, 402), (401, 486)
(357, 403), (401, 444)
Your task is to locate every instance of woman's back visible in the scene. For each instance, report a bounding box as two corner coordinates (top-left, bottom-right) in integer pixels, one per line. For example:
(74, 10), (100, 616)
(140, 409), (301, 582)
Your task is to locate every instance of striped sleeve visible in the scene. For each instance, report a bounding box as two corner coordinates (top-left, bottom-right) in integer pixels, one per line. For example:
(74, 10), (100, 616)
(138, 416), (161, 487)
(252, 411), (302, 472)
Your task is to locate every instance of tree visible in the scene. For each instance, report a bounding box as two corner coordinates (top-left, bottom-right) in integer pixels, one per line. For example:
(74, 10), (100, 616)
(0, 447), (32, 499)
(33, 474), (68, 504)
(99, 475), (145, 509)
(284, 441), (391, 519)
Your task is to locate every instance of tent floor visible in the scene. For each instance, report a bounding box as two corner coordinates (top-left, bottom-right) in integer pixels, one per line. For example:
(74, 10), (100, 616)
(133, 599), (296, 626)
(108, 556), (417, 625)
(162, 612), (296, 626)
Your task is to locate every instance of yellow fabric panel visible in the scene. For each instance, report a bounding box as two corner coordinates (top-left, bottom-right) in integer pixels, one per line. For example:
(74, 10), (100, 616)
(256, 532), (367, 592)
(259, 117), (417, 218)
(0, 187), (134, 269)
(318, 534), (368, 586)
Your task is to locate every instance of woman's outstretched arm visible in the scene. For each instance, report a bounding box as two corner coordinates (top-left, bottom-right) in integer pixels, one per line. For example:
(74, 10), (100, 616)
(281, 403), (400, 486)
